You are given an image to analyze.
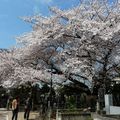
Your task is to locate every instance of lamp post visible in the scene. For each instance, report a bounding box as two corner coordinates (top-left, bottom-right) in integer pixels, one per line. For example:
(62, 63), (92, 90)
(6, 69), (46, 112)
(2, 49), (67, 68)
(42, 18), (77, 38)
(48, 64), (53, 120)
(50, 64), (53, 107)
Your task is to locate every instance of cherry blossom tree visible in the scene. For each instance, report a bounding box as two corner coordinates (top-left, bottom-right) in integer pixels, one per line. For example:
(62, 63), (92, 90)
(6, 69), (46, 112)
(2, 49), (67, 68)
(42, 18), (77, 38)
(0, 48), (66, 88)
(0, 49), (48, 87)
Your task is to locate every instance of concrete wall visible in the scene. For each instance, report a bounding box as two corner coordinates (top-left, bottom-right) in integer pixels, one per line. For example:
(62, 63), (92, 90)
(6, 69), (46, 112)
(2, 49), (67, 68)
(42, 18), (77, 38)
(110, 106), (120, 115)
(105, 94), (113, 114)
(105, 94), (120, 115)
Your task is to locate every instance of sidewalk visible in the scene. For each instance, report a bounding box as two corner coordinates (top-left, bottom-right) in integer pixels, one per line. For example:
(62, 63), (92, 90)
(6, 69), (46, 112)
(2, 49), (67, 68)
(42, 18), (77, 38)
(92, 113), (120, 120)
(0, 109), (39, 120)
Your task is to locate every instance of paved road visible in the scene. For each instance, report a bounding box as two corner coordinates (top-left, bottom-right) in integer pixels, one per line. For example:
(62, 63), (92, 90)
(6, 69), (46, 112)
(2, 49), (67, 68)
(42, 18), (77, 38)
(0, 110), (39, 120)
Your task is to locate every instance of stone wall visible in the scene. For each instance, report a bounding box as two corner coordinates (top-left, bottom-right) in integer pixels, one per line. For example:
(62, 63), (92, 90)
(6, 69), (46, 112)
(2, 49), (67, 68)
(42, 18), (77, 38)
(56, 109), (91, 120)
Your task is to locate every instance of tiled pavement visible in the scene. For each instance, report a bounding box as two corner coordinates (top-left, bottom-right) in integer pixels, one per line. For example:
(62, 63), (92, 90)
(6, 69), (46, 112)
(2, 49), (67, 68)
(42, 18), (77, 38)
(0, 109), (39, 120)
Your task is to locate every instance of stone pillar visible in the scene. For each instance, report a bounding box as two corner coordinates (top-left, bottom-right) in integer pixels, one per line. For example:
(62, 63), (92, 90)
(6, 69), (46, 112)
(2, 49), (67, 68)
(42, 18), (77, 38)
(105, 94), (113, 115)
(96, 101), (100, 113)
(56, 109), (61, 120)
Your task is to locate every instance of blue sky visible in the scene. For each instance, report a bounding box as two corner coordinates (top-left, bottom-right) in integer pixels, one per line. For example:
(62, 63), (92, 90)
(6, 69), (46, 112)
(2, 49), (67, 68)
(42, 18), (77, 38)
(0, 0), (80, 48)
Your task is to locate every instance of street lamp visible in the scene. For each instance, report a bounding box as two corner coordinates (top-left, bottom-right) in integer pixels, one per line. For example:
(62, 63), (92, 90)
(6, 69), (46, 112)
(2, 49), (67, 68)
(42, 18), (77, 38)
(48, 64), (53, 120)
(50, 64), (53, 108)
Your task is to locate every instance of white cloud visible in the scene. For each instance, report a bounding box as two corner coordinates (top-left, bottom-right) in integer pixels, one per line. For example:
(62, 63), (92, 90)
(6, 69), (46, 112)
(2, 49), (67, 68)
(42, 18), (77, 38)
(33, 6), (40, 14)
(32, 0), (53, 14)
(35, 0), (53, 4)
